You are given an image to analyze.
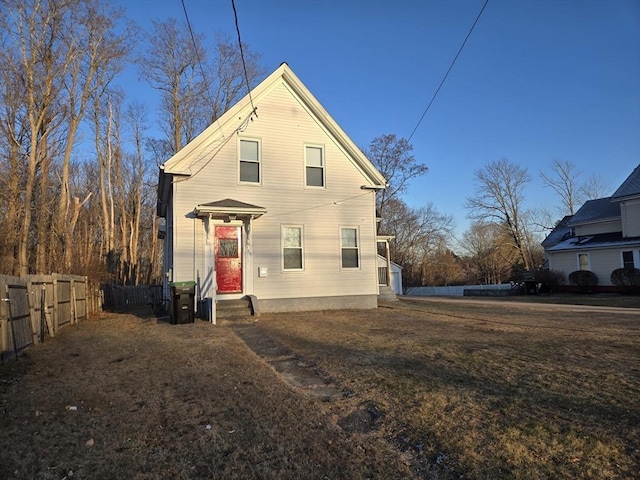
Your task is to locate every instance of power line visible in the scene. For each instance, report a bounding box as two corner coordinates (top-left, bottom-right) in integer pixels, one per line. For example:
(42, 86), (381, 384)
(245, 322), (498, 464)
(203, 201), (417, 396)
(231, 0), (257, 116)
(407, 0), (489, 143)
(181, 0), (212, 104)
(180, 0), (225, 137)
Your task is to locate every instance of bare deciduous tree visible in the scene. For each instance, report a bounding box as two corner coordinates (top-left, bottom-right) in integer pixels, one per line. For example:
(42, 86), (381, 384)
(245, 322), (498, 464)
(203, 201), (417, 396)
(363, 134), (428, 221)
(466, 158), (534, 270)
(209, 33), (264, 123)
(0, 1), (260, 282)
(459, 221), (519, 284)
(579, 173), (611, 201)
(139, 21), (264, 156)
(381, 198), (455, 287)
(540, 159), (612, 218)
(540, 159), (582, 215)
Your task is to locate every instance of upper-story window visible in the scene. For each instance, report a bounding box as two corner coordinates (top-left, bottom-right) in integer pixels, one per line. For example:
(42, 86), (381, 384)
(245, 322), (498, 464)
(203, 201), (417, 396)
(239, 139), (260, 183)
(305, 145), (324, 187)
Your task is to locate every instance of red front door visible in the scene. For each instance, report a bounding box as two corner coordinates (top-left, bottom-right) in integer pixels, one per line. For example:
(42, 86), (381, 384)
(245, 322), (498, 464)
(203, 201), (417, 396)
(215, 226), (242, 293)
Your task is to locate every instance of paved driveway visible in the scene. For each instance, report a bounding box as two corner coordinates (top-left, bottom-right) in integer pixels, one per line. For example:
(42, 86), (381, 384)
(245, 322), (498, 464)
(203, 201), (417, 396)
(401, 295), (640, 315)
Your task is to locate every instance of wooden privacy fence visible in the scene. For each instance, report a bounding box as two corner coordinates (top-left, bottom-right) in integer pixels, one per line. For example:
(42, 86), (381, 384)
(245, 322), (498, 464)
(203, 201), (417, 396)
(0, 274), (103, 363)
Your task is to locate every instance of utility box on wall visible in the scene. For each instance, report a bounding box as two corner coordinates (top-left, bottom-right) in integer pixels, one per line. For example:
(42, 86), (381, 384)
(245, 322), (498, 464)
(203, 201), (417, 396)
(170, 281), (196, 324)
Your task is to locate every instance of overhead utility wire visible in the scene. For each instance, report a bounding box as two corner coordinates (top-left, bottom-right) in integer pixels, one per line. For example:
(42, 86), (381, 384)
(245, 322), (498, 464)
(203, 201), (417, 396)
(407, 0), (489, 142)
(231, 0), (257, 116)
(181, 0), (225, 137)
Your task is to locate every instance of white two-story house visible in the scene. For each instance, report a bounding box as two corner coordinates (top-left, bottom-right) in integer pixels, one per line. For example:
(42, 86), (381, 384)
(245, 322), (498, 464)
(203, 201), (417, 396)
(156, 63), (388, 316)
(542, 164), (640, 288)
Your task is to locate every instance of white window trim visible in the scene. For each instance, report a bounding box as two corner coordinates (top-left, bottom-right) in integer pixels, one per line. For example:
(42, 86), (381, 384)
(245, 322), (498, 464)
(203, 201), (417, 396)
(304, 144), (326, 189)
(340, 226), (360, 270)
(282, 225), (304, 272)
(238, 137), (262, 185)
(577, 252), (590, 271)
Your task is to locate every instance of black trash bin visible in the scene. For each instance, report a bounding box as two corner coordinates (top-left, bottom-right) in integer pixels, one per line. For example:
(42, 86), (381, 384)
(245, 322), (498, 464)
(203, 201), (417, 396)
(170, 281), (196, 324)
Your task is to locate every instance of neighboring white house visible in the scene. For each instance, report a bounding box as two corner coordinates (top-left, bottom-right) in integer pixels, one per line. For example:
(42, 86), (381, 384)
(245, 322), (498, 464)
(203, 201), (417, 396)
(156, 63), (389, 314)
(542, 164), (640, 288)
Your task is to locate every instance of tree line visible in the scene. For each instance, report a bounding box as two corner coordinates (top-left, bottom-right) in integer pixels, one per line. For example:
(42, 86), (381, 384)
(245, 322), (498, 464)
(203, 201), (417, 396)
(0, 0), (262, 283)
(368, 135), (610, 289)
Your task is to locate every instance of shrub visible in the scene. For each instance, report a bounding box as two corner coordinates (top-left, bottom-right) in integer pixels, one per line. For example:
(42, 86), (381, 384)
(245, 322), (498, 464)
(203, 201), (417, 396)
(610, 268), (640, 288)
(568, 270), (598, 292)
(534, 269), (566, 292)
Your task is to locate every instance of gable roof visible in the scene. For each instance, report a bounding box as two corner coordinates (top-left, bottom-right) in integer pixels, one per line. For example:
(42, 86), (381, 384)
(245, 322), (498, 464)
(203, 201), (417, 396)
(611, 164), (640, 200)
(160, 63), (387, 188)
(541, 215), (573, 248)
(567, 197), (620, 226)
(193, 198), (267, 219)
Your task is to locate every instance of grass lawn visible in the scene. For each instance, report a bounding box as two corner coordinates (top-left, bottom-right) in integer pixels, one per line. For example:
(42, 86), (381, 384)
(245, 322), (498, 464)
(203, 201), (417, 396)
(1, 299), (638, 479)
(450, 292), (640, 309)
(256, 299), (640, 479)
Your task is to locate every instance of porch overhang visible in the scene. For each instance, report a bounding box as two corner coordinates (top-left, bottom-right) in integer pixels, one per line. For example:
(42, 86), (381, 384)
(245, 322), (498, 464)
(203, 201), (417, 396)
(377, 235), (395, 242)
(193, 198), (267, 221)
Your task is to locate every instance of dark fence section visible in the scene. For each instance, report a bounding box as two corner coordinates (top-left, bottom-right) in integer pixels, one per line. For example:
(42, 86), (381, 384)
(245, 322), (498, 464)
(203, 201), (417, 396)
(101, 284), (163, 312)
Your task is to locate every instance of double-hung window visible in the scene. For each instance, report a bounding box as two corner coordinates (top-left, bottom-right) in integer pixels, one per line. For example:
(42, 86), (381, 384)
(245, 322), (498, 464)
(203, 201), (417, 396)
(341, 227), (359, 268)
(239, 139), (260, 183)
(622, 250), (635, 269)
(578, 253), (590, 271)
(305, 145), (324, 187)
(282, 226), (303, 270)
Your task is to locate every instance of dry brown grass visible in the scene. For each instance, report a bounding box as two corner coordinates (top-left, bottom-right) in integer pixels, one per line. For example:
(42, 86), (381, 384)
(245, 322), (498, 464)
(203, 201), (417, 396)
(256, 299), (640, 479)
(1, 300), (638, 479)
(0, 308), (411, 480)
(461, 292), (640, 309)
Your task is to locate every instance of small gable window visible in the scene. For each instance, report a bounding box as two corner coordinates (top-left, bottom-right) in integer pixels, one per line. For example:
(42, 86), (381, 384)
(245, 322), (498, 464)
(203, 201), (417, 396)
(341, 227), (359, 268)
(305, 145), (324, 187)
(239, 139), (260, 183)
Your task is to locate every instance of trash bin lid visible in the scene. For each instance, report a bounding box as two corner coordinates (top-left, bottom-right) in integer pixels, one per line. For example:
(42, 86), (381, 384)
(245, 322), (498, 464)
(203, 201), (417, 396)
(170, 281), (196, 287)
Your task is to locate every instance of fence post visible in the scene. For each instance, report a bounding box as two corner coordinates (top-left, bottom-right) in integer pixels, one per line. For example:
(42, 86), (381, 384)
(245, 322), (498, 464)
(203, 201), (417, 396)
(26, 277), (39, 345)
(71, 279), (78, 325)
(52, 275), (58, 334)
(42, 286), (54, 338)
(0, 277), (6, 363)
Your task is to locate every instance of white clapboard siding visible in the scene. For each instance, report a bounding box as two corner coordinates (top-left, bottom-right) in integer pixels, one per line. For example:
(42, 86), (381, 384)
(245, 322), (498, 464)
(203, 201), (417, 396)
(167, 68), (380, 302)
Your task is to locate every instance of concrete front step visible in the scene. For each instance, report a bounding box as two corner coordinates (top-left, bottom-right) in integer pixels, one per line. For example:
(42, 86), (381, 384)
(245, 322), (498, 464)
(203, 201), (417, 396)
(378, 285), (398, 302)
(216, 297), (255, 325)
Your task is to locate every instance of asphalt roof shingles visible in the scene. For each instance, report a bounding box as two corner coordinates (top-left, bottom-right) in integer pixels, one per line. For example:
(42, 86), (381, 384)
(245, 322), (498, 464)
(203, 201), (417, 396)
(568, 197), (620, 226)
(612, 164), (640, 199)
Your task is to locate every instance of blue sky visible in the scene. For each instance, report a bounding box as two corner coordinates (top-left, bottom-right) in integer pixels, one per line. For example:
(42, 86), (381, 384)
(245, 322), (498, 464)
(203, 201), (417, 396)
(114, 0), (640, 239)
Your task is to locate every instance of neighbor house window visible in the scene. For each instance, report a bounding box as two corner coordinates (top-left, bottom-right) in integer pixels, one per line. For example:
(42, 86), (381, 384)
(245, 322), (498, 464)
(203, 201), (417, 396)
(341, 227), (359, 268)
(622, 251), (635, 269)
(305, 145), (324, 187)
(282, 226), (303, 270)
(239, 139), (260, 183)
(578, 253), (590, 271)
